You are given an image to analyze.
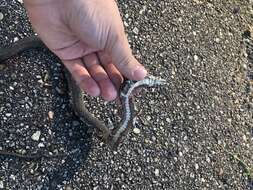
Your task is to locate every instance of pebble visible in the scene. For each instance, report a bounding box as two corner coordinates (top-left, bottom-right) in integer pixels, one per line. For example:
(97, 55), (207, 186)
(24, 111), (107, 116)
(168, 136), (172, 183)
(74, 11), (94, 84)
(195, 163), (199, 170)
(0, 12), (3, 21)
(139, 5), (147, 15)
(0, 64), (6, 70)
(64, 185), (73, 190)
(133, 27), (139, 35)
(38, 79), (43, 84)
(48, 111), (54, 119)
(154, 169), (160, 176)
(206, 156), (211, 163)
(124, 21), (129, 27)
(133, 128), (141, 134)
(5, 113), (11, 117)
(166, 118), (171, 123)
(31, 131), (41, 141)
(146, 115), (151, 121)
(214, 38), (220, 43)
(10, 175), (15, 180)
(13, 37), (19, 42)
(189, 116), (194, 120)
(38, 143), (45, 148)
(193, 55), (199, 61)
(242, 134), (247, 142)
(0, 180), (3, 189)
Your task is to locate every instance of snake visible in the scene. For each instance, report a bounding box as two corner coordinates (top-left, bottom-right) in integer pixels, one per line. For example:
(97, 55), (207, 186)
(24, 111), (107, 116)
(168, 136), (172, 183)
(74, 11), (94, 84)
(0, 35), (166, 159)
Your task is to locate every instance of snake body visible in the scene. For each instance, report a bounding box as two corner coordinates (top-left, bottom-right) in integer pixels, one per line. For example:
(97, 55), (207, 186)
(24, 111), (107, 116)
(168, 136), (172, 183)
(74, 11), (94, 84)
(0, 35), (166, 158)
(110, 77), (166, 146)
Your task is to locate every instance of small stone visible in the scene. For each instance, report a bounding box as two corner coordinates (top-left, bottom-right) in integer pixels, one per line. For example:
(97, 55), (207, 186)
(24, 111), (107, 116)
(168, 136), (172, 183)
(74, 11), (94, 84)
(219, 168), (224, 176)
(146, 115), (151, 121)
(48, 111), (54, 119)
(31, 131), (41, 141)
(188, 116), (193, 120)
(38, 143), (45, 148)
(195, 163), (199, 170)
(17, 0), (23, 4)
(133, 128), (140, 134)
(193, 0), (202, 4)
(193, 55), (199, 61)
(133, 27), (139, 35)
(139, 5), (147, 15)
(13, 37), (19, 43)
(38, 79), (43, 84)
(0, 12), (3, 21)
(166, 118), (171, 123)
(123, 21), (129, 27)
(171, 69), (176, 76)
(65, 185), (73, 190)
(206, 156), (211, 163)
(154, 169), (160, 176)
(0, 180), (3, 188)
(242, 135), (247, 142)
(232, 6), (240, 14)
(214, 38), (220, 43)
(9, 86), (14, 90)
(5, 113), (11, 117)
(0, 64), (6, 70)
(10, 175), (15, 180)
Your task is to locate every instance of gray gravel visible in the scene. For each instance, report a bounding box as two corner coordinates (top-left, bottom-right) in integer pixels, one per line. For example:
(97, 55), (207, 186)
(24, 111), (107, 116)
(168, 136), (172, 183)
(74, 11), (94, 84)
(0, 0), (253, 189)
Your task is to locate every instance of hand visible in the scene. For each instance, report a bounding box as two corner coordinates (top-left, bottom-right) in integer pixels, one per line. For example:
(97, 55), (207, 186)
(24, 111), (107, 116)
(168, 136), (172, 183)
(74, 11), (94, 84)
(24, 0), (147, 101)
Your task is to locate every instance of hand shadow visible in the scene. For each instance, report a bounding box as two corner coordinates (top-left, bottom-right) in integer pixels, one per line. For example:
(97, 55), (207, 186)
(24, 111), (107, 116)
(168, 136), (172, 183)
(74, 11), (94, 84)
(43, 52), (93, 189)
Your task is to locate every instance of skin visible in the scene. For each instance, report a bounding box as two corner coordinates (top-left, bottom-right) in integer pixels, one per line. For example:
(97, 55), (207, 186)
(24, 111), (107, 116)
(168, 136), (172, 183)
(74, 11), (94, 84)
(23, 0), (147, 101)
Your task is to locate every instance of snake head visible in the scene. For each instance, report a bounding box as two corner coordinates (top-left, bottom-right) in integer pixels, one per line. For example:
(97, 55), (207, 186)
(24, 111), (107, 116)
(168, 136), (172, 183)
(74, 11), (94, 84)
(145, 75), (167, 87)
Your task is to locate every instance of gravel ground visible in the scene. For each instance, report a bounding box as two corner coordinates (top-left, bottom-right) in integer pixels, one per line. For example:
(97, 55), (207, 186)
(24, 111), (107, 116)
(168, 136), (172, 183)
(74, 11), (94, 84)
(0, 0), (253, 189)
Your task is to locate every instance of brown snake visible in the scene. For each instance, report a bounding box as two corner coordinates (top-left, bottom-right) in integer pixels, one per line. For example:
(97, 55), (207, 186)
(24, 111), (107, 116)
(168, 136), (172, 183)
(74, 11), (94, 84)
(0, 35), (166, 159)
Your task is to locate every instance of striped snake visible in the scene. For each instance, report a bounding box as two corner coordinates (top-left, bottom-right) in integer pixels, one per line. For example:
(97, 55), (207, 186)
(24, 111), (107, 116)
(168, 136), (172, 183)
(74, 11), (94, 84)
(0, 35), (166, 159)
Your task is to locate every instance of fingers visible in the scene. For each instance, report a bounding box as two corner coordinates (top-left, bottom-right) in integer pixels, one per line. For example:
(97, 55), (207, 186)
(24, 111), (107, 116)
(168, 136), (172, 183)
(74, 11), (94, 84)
(62, 53), (122, 101)
(105, 2), (148, 81)
(110, 38), (147, 81)
(97, 51), (124, 92)
(82, 53), (118, 101)
(62, 59), (100, 97)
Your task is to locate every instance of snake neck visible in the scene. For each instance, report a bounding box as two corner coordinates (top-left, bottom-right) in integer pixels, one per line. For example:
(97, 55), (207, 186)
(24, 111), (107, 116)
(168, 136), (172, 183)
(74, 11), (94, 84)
(110, 76), (167, 146)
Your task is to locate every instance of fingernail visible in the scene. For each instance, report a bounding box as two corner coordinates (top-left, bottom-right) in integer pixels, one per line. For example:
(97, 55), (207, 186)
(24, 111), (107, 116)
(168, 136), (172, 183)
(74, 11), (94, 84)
(132, 66), (147, 80)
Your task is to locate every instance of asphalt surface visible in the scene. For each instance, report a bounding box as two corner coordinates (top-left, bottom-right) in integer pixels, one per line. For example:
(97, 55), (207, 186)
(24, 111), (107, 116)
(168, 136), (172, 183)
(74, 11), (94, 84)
(0, 0), (252, 189)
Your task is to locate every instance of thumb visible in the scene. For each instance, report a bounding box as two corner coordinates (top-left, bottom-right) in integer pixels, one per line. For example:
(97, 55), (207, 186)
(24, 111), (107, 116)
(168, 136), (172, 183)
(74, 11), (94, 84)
(109, 35), (147, 81)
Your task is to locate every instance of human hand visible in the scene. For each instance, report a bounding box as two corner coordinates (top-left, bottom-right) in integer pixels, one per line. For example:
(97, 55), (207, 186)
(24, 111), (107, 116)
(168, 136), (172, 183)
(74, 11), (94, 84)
(24, 0), (147, 101)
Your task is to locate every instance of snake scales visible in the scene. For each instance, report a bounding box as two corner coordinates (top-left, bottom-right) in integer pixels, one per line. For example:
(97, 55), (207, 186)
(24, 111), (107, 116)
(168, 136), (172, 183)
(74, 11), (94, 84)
(0, 35), (166, 159)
